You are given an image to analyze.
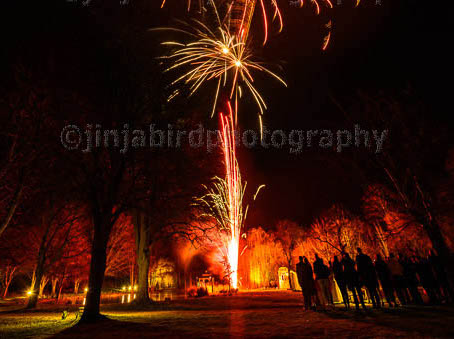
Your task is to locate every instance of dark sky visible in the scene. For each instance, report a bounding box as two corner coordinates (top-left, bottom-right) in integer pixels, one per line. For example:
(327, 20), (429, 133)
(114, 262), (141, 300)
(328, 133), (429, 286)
(238, 0), (450, 228)
(1, 0), (449, 230)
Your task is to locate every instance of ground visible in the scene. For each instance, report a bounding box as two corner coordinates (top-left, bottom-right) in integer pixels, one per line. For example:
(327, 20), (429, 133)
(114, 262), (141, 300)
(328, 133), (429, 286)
(1, 291), (454, 338)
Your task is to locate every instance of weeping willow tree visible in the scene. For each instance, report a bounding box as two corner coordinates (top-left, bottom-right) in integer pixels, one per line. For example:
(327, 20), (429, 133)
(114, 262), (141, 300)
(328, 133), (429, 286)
(239, 227), (283, 288)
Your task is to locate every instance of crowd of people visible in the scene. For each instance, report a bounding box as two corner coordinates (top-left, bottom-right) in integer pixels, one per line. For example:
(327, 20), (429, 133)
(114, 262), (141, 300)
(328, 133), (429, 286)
(295, 248), (452, 311)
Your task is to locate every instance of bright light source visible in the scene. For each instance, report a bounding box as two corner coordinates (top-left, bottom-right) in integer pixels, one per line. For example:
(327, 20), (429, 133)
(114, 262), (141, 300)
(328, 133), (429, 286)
(134, 285), (138, 291)
(26, 290), (32, 296)
(122, 286), (126, 291)
(222, 47), (229, 54)
(84, 287), (88, 293)
(235, 60), (242, 68)
(128, 286), (132, 291)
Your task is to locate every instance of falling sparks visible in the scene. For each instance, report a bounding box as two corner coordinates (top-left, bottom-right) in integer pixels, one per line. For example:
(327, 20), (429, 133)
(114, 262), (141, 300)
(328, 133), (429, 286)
(160, 0), (283, 45)
(322, 20), (332, 51)
(301, 0), (333, 14)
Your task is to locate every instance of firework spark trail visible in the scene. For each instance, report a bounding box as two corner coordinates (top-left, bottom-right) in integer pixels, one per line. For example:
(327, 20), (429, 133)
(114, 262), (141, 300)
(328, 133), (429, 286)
(194, 102), (265, 289)
(220, 102), (241, 288)
(322, 20), (332, 51)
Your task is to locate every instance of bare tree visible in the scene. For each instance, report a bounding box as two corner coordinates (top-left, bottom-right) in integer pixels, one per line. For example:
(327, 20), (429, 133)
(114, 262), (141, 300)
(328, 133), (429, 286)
(26, 200), (85, 308)
(1, 266), (17, 298)
(332, 89), (453, 265)
(309, 204), (368, 260)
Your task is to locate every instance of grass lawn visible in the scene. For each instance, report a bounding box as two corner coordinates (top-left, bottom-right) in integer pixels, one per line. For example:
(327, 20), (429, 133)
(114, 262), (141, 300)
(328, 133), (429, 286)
(1, 291), (454, 338)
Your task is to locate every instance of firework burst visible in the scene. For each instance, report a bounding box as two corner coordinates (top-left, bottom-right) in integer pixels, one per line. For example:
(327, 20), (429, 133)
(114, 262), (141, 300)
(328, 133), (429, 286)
(156, 4), (286, 123)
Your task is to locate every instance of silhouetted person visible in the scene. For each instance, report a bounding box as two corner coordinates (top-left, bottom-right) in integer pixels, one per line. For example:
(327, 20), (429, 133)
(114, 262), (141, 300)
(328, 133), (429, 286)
(403, 255), (423, 304)
(328, 266), (335, 305)
(417, 255), (440, 304)
(397, 253), (412, 303)
(296, 256), (305, 306)
(388, 253), (407, 305)
(333, 255), (349, 309)
(298, 256), (316, 310)
(356, 248), (381, 308)
(375, 254), (396, 307)
(429, 249), (453, 302)
(313, 254), (331, 309)
(342, 252), (366, 310)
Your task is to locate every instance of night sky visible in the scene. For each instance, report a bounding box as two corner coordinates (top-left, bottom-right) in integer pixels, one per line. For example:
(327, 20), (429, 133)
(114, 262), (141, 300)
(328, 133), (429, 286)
(242, 0), (451, 228)
(1, 0), (450, 229)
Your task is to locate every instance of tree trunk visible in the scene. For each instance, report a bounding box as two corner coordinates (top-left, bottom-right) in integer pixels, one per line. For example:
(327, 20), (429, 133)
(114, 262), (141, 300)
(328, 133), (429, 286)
(57, 275), (66, 301)
(28, 214), (52, 308)
(136, 252), (150, 304)
(80, 216), (110, 322)
(39, 275), (48, 297)
(27, 264), (45, 309)
(129, 258), (135, 290)
(133, 210), (152, 305)
(0, 171), (24, 238)
(74, 279), (80, 294)
(2, 266), (17, 298)
(51, 277), (58, 298)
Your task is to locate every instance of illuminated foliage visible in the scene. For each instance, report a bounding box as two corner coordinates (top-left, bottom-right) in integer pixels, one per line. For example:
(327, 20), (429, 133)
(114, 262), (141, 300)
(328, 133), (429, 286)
(239, 227), (283, 288)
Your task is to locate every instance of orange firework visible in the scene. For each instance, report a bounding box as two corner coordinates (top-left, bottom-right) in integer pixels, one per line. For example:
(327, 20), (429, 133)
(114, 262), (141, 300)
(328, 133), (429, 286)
(195, 102), (264, 289)
(220, 103), (242, 288)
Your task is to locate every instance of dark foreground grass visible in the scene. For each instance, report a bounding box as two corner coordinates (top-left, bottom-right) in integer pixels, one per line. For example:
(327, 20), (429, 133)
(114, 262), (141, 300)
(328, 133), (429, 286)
(1, 291), (454, 338)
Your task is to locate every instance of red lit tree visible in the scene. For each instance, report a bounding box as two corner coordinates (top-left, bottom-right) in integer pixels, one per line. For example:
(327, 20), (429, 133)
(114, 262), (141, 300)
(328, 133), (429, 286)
(23, 200), (86, 308)
(309, 204), (369, 261)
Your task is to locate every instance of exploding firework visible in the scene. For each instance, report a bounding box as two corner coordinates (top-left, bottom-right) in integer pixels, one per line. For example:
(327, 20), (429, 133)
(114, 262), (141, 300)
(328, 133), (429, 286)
(156, 3), (286, 123)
